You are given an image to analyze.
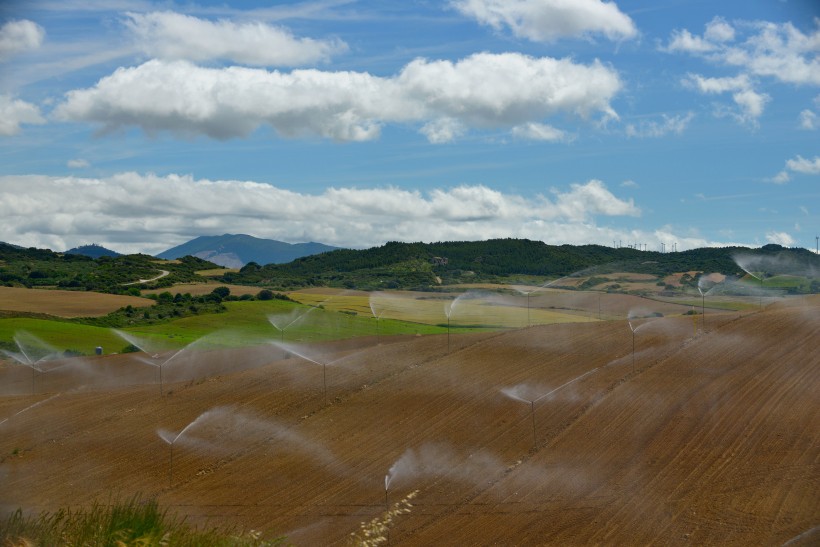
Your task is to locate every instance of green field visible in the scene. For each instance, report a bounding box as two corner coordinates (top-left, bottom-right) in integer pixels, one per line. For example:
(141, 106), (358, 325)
(0, 292), (601, 358)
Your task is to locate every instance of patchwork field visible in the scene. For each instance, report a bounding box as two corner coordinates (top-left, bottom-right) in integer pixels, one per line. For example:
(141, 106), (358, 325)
(0, 287), (153, 317)
(1, 296), (817, 545)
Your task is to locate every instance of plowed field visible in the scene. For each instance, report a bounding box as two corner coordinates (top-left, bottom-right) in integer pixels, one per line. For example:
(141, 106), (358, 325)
(1, 298), (818, 545)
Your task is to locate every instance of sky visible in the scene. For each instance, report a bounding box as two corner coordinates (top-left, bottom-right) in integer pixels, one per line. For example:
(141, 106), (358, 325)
(0, 0), (818, 255)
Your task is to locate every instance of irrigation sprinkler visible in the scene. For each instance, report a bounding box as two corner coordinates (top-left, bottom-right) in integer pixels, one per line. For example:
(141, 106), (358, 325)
(136, 343), (197, 397)
(628, 321), (636, 373)
(528, 400), (539, 449)
(384, 474), (390, 510)
(447, 314), (451, 353)
(158, 416), (204, 488)
(273, 342), (333, 406)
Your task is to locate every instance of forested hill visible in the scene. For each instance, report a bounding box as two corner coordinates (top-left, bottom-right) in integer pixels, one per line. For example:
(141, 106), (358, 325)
(220, 239), (820, 290)
(0, 243), (218, 293)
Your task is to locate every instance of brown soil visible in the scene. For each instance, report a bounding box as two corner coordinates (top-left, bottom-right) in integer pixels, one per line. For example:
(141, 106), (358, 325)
(0, 298), (817, 545)
(0, 287), (153, 317)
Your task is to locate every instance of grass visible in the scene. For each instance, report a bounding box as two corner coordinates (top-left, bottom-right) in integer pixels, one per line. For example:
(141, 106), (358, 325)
(0, 495), (283, 546)
(0, 319), (134, 355)
(0, 291), (601, 356)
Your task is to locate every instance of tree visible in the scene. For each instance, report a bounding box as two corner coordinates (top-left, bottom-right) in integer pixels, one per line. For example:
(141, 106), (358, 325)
(257, 289), (274, 301)
(211, 286), (231, 299)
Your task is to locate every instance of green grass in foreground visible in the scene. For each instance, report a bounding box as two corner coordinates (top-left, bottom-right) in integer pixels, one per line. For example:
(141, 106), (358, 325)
(0, 495), (283, 546)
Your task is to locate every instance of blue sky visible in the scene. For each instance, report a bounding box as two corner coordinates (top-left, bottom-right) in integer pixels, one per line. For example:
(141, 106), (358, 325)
(0, 0), (818, 255)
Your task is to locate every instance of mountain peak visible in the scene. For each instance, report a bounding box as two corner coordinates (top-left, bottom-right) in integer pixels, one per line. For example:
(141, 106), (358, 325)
(156, 234), (341, 267)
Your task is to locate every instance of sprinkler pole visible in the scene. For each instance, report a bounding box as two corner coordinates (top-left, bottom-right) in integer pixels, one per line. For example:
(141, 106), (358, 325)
(322, 363), (327, 406)
(530, 400), (537, 450)
(169, 442), (174, 488)
(631, 330), (635, 373)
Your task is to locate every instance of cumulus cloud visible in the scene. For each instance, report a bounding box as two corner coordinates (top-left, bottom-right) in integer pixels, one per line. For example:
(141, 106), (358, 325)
(665, 16), (736, 53)
(124, 11), (347, 66)
(0, 94), (45, 136)
(666, 18), (820, 128)
(786, 155), (820, 174)
(0, 173), (642, 254)
(799, 109), (817, 130)
(684, 73), (768, 124)
(625, 112), (694, 138)
(0, 19), (45, 61)
(769, 154), (820, 183)
(452, 0), (637, 43)
(54, 54), (621, 142)
(665, 18), (820, 86)
(799, 96), (820, 130)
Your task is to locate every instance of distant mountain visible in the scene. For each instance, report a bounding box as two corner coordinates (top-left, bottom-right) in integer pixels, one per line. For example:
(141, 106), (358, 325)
(66, 244), (121, 258)
(156, 234), (341, 268)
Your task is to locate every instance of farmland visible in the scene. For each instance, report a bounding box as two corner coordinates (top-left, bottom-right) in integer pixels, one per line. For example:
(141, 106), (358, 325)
(1, 290), (817, 545)
(0, 286), (153, 317)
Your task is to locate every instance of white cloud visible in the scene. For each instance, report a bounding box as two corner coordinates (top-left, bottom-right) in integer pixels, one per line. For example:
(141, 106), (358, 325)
(0, 173), (641, 253)
(685, 73), (749, 94)
(124, 11), (347, 66)
(664, 29), (715, 53)
(798, 109), (817, 130)
(684, 73), (768, 124)
(54, 54), (622, 142)
(0, 94), (45, 136)
(451, 0), (637, 43)
(0, 19), (45, 61)
(769, 154), (820, 183)
(511, 122), (569, 142)
(770, 170), (790, 184)
(620, 179), (638, 188)
(666, 18), (820, 86)
(625, 112), (694, 138)
(704, 16), (736, 43)
(765, 231), (795, 246)
(731, 88), (769, 120)
(420, 118), (466, 143)
(67, 158), (90, 168)
(786, 155), (820, 174)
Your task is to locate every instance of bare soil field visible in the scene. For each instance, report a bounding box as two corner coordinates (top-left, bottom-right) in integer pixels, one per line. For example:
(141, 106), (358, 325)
(0, 287), (153, 317)
(0, 298), (817, 545)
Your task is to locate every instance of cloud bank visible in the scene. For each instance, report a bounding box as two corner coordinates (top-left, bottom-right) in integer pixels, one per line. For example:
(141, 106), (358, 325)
(0, 173), (646, 254)
(54, 53), (621, 142)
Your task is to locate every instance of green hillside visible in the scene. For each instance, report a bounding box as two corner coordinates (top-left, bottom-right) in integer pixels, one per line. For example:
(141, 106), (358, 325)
(0, 243), (217, 293)
(220, 240), (820, 292)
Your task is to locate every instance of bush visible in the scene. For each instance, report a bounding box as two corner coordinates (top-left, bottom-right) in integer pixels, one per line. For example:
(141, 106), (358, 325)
(257, 289), (274, 301)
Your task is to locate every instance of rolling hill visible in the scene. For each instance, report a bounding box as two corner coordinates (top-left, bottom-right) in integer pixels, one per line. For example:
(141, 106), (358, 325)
(221, 239), (820, 292)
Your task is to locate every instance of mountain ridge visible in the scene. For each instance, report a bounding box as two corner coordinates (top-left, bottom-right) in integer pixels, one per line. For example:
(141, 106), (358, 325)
(156, 234), (341, 267)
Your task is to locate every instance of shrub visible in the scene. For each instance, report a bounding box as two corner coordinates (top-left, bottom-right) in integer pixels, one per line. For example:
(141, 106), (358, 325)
(0, 495), (284, 546)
